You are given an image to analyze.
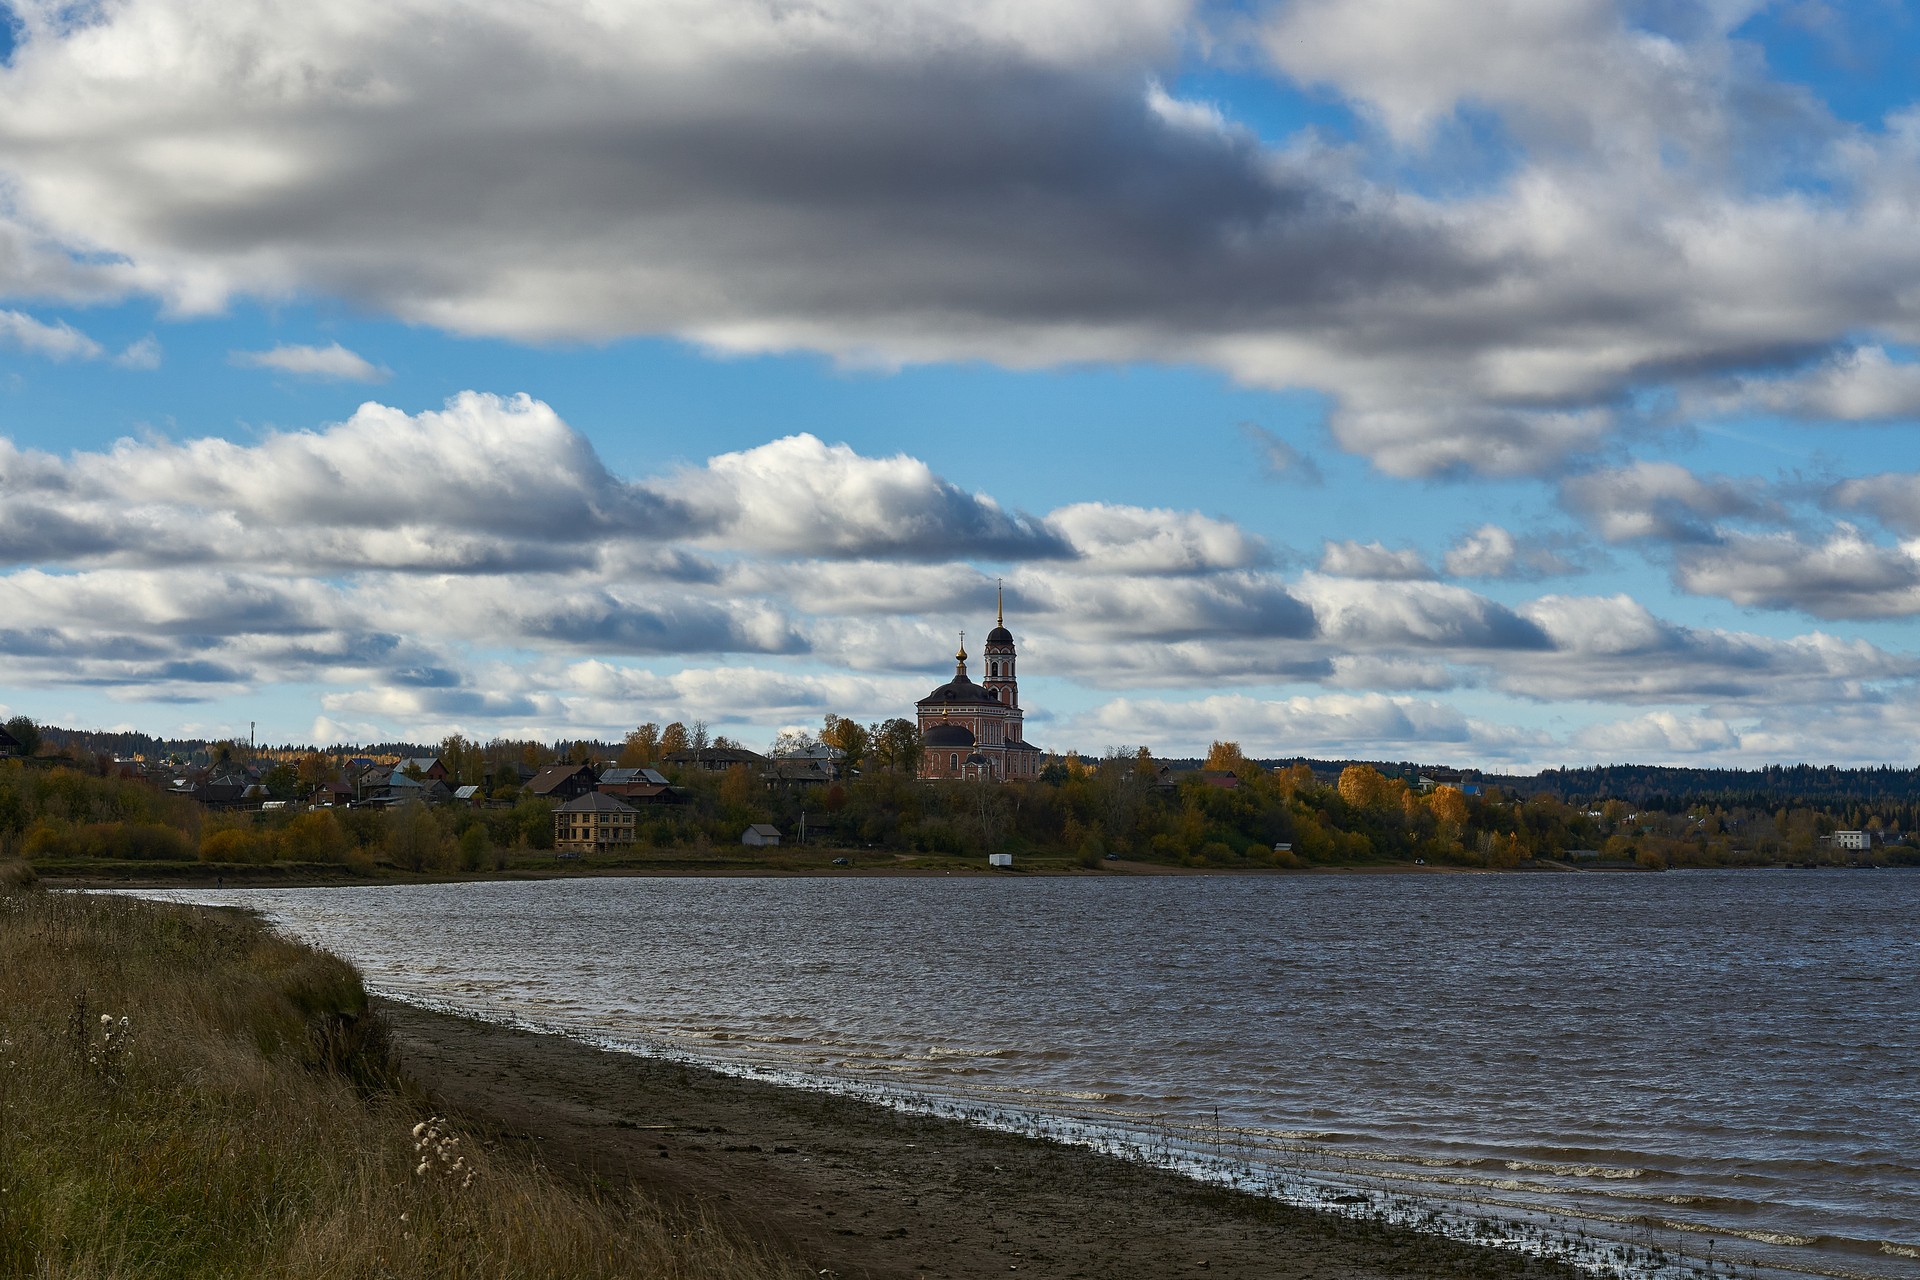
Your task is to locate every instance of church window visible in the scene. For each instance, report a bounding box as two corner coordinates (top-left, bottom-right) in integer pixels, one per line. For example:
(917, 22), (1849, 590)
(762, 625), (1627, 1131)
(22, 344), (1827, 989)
(949, 753), (958, 771)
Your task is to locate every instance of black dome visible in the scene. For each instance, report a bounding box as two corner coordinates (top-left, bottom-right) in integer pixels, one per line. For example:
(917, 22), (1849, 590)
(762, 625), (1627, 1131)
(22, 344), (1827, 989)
(922, 724), (976, 748)
(917, 674), (1001, 705)
(965, 752), (990, 765)
(986, 625), (1013, 645)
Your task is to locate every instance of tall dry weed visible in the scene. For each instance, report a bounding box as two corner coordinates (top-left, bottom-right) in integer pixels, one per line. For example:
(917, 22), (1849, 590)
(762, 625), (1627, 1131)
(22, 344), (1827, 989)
(0, 890), (806, 1280)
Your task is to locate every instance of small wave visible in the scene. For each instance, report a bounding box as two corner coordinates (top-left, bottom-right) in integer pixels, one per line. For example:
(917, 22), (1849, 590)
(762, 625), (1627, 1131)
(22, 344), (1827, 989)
(1881, 1244), (1919, 1260)
(1504, 1159), (1647, 1180)
(1660, 1219), (1818, 1247)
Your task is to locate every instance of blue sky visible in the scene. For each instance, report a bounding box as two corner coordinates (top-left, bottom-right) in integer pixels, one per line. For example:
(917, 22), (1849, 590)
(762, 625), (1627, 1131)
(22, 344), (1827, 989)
(3, 0), (1920, 767)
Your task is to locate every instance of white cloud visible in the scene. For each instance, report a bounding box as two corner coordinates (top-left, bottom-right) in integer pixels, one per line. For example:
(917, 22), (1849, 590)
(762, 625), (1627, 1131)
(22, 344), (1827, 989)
(1295, 573), (1548, 649)
(1692, 346), (1920, 423)
(1048, 502), (1265, 574)
(1318, 539), (1431, 580)
(0, 309), (102, 360)
(1560, 461), (1772, 543)
(672, 434), (1061, 561)
(113, 335), (162, 370)
(1671, 528), (1920, 619)
(231, 341), (388, 381)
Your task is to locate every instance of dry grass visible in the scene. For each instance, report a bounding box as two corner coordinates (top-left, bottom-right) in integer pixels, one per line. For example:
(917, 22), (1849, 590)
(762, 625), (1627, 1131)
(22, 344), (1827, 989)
(0, 868), (807, 1279)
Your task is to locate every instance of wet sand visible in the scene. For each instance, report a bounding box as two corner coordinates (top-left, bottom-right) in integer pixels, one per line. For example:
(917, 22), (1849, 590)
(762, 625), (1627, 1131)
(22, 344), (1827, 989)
(384, 1002), (1576, 1280)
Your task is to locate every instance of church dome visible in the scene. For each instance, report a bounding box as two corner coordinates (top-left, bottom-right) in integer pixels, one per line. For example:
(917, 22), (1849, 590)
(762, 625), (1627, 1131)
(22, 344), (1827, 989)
(916, 673), (1002, 706)
(985, 625), (1013, 645)
(923, 723), (976, 748)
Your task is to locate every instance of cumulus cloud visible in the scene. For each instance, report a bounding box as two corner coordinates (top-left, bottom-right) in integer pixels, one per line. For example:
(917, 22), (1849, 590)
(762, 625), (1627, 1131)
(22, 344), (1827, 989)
(1670, 528), (1920, 619)
(1048, 503), (1265, 574)
(231, 341), (389, 381)
(1443, 524), (1576, 579)
(1690, 346), (1920, 423)
(1560, 461), (1775, 543)
(670, 434), (1063, 562)
(1318, 539), (1431, 580)
(1295, 574), (1549, 650)
(3, 1), (1920, 476)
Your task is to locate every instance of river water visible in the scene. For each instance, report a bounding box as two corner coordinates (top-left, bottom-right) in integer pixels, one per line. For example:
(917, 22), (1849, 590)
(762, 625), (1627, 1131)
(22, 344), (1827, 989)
(125, 871), (1919, 1280)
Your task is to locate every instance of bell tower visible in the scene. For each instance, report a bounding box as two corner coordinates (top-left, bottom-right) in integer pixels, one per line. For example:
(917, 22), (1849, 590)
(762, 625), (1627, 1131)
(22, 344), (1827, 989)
(982, 581), (1018, 712)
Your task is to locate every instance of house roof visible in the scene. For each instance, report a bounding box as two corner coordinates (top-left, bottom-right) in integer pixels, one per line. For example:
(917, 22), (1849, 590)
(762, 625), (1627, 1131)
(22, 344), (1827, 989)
(662, 748), (767, 766)
(453, 785), (481, 799)
(527, 762), (596, 794)
(0, 725), (20, 751)
(599, 767), (671, 786)
(554, 791), (637, 814)
(745, 823), (781, 837)
(399, 756), (443, 774)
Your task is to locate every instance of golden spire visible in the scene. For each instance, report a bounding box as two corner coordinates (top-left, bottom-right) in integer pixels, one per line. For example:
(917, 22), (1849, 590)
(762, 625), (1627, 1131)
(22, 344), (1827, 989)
(997, 579), (1004, 627)
(955, 630), (967, 663)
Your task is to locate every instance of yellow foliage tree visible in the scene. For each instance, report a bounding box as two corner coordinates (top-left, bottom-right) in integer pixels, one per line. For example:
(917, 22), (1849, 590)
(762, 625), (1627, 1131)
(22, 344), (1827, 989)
(1427, 784), (1469, 828)
(1203, 741), (1247, 770)
(1337, 764), (1394, 809)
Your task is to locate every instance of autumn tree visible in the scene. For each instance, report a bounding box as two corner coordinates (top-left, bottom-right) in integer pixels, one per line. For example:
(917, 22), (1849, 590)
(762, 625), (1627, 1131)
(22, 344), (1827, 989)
(821, 714), (870, 773)
(868, 718), (922, 775)
(1427, 784), (1469, 829)
(1203, 741), (1247, 770)
(659, 722), (690, 755)
(619, 723), (662, 767)
(1337, 764), (1396, 809)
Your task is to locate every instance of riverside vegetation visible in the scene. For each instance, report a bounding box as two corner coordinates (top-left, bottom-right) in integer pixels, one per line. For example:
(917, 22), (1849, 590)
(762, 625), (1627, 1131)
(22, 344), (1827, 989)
(0, 862), (807, 1279)
(4, 724), (1918, 880)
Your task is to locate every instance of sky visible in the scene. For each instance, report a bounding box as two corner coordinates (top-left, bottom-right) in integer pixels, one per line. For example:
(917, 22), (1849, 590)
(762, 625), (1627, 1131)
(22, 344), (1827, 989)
(2, 0), (1920, 768)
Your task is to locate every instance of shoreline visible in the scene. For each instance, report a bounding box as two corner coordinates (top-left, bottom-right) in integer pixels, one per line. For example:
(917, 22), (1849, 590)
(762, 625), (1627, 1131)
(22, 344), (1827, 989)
(40, 857), (1658, 892)
(382, 999), (1579, 1280)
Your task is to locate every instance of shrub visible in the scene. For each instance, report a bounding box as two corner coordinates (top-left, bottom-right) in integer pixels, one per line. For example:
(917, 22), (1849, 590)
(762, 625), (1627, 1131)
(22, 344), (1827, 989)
(25, 820), (195, 861)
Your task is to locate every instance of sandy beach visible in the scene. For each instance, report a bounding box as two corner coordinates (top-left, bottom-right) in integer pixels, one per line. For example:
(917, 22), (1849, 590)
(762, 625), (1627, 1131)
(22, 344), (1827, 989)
(384, 1002), (1576, 1280)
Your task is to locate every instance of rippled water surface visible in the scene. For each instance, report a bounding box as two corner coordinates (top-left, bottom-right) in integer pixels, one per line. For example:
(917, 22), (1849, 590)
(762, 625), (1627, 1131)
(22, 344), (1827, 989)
(132, 871), (1920, 1279)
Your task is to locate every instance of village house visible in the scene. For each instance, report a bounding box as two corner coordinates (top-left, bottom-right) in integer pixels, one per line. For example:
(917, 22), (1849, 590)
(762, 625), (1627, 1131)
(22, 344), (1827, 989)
(741, 823), (782, 847)
(552, 791), (639, 853)
(526, 762), (599, 802)
(662, 746), (768, 774)
(596, 767), (682, 805)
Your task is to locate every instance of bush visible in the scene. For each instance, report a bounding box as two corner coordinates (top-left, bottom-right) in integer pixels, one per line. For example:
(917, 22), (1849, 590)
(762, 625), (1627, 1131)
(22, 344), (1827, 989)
(25, 820), (195, 861)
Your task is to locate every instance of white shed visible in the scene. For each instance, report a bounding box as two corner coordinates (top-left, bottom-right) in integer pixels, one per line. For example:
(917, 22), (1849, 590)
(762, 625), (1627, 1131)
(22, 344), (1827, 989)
(742, 823), (782, 847)
(988, 853), (1012, 867)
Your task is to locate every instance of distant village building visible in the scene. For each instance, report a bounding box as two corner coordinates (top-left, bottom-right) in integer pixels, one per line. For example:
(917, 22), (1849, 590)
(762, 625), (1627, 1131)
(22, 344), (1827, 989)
(1833, 829), (1871, 851)
(916, 588), (1042, 782)
(662, 747), (768, 774)
(0, 725), (20, 757)
(741, 823), (782, 847)
(526, 762), (599, 801)
(597, 767), (681, 804)
(553, 791), (638, 853)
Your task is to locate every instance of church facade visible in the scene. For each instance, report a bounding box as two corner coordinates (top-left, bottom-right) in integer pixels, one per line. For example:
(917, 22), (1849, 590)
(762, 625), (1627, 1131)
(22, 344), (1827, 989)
(916, 591), (1042, 781)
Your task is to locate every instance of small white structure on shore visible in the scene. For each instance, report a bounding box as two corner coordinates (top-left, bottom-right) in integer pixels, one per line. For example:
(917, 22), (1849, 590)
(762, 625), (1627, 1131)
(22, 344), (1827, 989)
(742, 823), (782, 847)
(988, 853), (1012, 867)
(1834, 830), (1870, 851)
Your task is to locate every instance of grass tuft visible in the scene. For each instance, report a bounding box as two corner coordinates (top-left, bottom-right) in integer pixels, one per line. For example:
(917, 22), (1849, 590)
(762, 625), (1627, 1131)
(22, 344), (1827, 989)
(0, 886), (806, 1279)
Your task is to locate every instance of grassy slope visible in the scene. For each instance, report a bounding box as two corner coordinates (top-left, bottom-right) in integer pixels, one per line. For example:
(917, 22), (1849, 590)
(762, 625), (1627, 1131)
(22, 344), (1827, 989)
(0, 863), (806, 1280)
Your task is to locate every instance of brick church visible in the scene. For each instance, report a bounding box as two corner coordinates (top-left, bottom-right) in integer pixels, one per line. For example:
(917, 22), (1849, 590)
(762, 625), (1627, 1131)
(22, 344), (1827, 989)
(917, 588), (1042, 781)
